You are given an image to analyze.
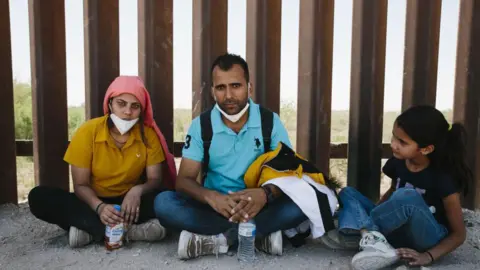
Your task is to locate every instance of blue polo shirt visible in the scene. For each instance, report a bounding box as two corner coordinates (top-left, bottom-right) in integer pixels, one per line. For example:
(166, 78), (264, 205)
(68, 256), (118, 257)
(182, 99), (292, 194)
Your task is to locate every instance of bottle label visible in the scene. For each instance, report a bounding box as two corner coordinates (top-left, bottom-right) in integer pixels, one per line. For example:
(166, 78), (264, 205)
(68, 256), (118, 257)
(106, 223), (124, 244)
(239, 226), (256, 237)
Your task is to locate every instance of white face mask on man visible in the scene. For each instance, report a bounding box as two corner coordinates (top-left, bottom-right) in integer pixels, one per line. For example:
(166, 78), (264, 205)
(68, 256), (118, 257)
(214, 83), (251, 123)
(215, 102), (250, 123)
(109, 113), (139, 135)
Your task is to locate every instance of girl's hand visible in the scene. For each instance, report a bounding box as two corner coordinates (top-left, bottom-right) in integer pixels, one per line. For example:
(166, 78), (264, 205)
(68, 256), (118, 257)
(397, 248), (433, 266)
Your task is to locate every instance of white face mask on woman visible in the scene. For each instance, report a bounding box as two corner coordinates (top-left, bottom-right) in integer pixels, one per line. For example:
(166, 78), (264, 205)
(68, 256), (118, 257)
(110, 113), (139, 135)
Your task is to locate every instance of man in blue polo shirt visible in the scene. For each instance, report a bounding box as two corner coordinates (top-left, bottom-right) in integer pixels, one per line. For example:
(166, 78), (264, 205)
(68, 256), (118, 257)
(154, 53), (307, 260)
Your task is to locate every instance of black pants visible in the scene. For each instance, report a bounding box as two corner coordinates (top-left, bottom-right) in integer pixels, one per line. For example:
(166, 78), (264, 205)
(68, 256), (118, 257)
(28, 186), (160, 241)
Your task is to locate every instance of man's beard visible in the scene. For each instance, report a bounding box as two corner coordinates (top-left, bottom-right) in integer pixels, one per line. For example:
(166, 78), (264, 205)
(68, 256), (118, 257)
(218, 99), (248, 115)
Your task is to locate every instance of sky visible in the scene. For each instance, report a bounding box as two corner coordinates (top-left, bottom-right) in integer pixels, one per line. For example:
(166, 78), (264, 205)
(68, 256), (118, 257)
(8, 0), (460, 111)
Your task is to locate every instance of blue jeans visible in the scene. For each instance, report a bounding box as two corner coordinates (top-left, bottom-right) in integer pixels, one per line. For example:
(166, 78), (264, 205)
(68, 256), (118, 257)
(338, 187), (448, 251)
(154, 191), (307, 244)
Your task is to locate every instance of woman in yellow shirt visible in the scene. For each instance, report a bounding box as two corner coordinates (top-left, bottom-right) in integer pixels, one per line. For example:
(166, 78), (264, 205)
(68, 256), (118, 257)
(28, 76), (175, 248)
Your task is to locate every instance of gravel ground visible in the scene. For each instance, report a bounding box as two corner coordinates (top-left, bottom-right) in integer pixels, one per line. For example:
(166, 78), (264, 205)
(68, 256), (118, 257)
(1, 203), (479, 270)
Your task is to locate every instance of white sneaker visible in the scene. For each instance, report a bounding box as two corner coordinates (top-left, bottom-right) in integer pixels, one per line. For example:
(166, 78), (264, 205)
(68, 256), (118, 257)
(69, 226), (93, 248)
(256, 230), (283, 255)
(126, 219), (166, 242)
(178, 231), (229, 260)
(351, 231), (399, 270)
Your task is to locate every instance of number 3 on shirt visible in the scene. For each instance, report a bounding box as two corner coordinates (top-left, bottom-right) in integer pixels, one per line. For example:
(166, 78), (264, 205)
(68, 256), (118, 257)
(184, 135), (191, 149)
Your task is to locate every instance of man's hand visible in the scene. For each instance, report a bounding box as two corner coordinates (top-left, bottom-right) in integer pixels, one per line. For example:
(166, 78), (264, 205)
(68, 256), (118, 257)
(229, 188), (267, 222)
(205, 191), (238, 219)
(121, 185), (142, 225)
(397, 248), (433, 266)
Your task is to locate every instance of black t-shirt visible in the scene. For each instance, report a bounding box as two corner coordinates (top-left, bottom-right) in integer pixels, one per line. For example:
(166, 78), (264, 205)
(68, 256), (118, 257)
(382, 157), (458, 231)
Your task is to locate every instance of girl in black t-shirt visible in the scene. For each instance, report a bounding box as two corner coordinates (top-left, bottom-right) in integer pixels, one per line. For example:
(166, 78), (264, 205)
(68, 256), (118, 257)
(323, 105), (472, 270)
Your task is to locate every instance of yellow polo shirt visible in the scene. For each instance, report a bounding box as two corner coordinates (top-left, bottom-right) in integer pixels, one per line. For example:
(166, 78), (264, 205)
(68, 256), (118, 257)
(64, 115), (165, 197)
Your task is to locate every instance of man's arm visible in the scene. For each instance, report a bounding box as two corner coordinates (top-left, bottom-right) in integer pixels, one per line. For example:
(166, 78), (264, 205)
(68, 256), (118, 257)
(270, 113), (292, 149)
(176, 158), (238, 219)
(175, 158), (214, 204)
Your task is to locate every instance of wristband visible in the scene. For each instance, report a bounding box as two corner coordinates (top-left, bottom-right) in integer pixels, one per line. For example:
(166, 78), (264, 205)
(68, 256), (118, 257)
(95, 202), (105, 214)
(426, 251), (434, 263)
(261, 186), (275, 204)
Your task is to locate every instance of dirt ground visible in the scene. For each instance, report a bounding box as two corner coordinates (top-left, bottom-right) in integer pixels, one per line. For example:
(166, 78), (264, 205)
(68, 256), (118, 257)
(1, 203), (479, 270)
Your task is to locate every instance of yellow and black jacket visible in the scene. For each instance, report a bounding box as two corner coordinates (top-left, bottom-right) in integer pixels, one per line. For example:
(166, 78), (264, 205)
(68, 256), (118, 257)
(245, 142), (328, 188)
(244, 142), (338, 238)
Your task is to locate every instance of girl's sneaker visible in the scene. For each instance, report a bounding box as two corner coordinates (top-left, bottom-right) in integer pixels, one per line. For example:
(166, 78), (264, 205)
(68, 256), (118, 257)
(351, 231), (399, 270)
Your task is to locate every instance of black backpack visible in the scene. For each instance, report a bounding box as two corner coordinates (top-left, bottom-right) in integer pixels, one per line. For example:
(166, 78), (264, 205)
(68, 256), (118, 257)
(200, 106), (274, 180)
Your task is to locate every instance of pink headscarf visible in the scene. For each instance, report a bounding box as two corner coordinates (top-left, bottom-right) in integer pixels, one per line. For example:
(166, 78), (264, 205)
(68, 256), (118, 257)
(103, 75), (176, 190)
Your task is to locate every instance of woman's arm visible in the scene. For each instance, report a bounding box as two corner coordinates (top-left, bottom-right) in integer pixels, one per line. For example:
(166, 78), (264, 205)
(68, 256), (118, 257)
(121, 162), (163, 224)
(72, 165), (123, 225)
(71, 165), (103, 211)
(426, 193), (466, 261)
(136, 162), (163, 194)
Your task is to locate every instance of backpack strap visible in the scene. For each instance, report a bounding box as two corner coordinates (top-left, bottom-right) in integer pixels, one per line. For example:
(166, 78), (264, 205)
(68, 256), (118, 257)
(200, 109), (213, 182)
(259, 106), (274, 153)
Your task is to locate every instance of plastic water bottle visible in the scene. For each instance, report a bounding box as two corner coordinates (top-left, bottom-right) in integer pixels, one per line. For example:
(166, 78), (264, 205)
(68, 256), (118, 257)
(238, 219), (256, 263)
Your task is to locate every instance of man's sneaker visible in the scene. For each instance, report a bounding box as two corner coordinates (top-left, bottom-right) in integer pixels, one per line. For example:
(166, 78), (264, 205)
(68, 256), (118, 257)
(351, 231), (399, 270)
(256, 230), (283, 255)
(126, 219), (167, 242)
(178, 231), (229, 260)
(320, 229), (360, 250)
(69, 226), (93, 248)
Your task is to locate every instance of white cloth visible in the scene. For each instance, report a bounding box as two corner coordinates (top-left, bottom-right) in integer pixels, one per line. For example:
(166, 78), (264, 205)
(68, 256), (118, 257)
(262, 175), (338, 238)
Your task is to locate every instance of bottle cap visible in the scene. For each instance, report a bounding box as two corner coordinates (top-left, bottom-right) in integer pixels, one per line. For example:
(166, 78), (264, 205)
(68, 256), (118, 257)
(114, 205), (121, 212)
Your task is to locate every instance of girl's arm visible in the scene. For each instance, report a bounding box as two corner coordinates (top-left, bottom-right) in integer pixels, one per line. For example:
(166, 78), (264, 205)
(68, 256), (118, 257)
(426, 192), (466, 261)
(376, 179), (395, 204)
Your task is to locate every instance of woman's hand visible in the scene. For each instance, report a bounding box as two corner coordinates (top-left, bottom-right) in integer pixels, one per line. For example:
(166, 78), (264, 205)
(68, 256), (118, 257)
(98, 204), (124, 226)
(397, 248), (433, 266)
(121, 186), (143, 224)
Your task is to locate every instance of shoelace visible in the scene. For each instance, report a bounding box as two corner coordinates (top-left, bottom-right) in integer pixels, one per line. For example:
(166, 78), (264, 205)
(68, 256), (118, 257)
(359, 233), (381, 250)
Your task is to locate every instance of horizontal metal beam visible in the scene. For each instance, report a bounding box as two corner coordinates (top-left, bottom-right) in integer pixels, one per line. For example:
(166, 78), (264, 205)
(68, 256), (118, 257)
(15, 140), (393, 159)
